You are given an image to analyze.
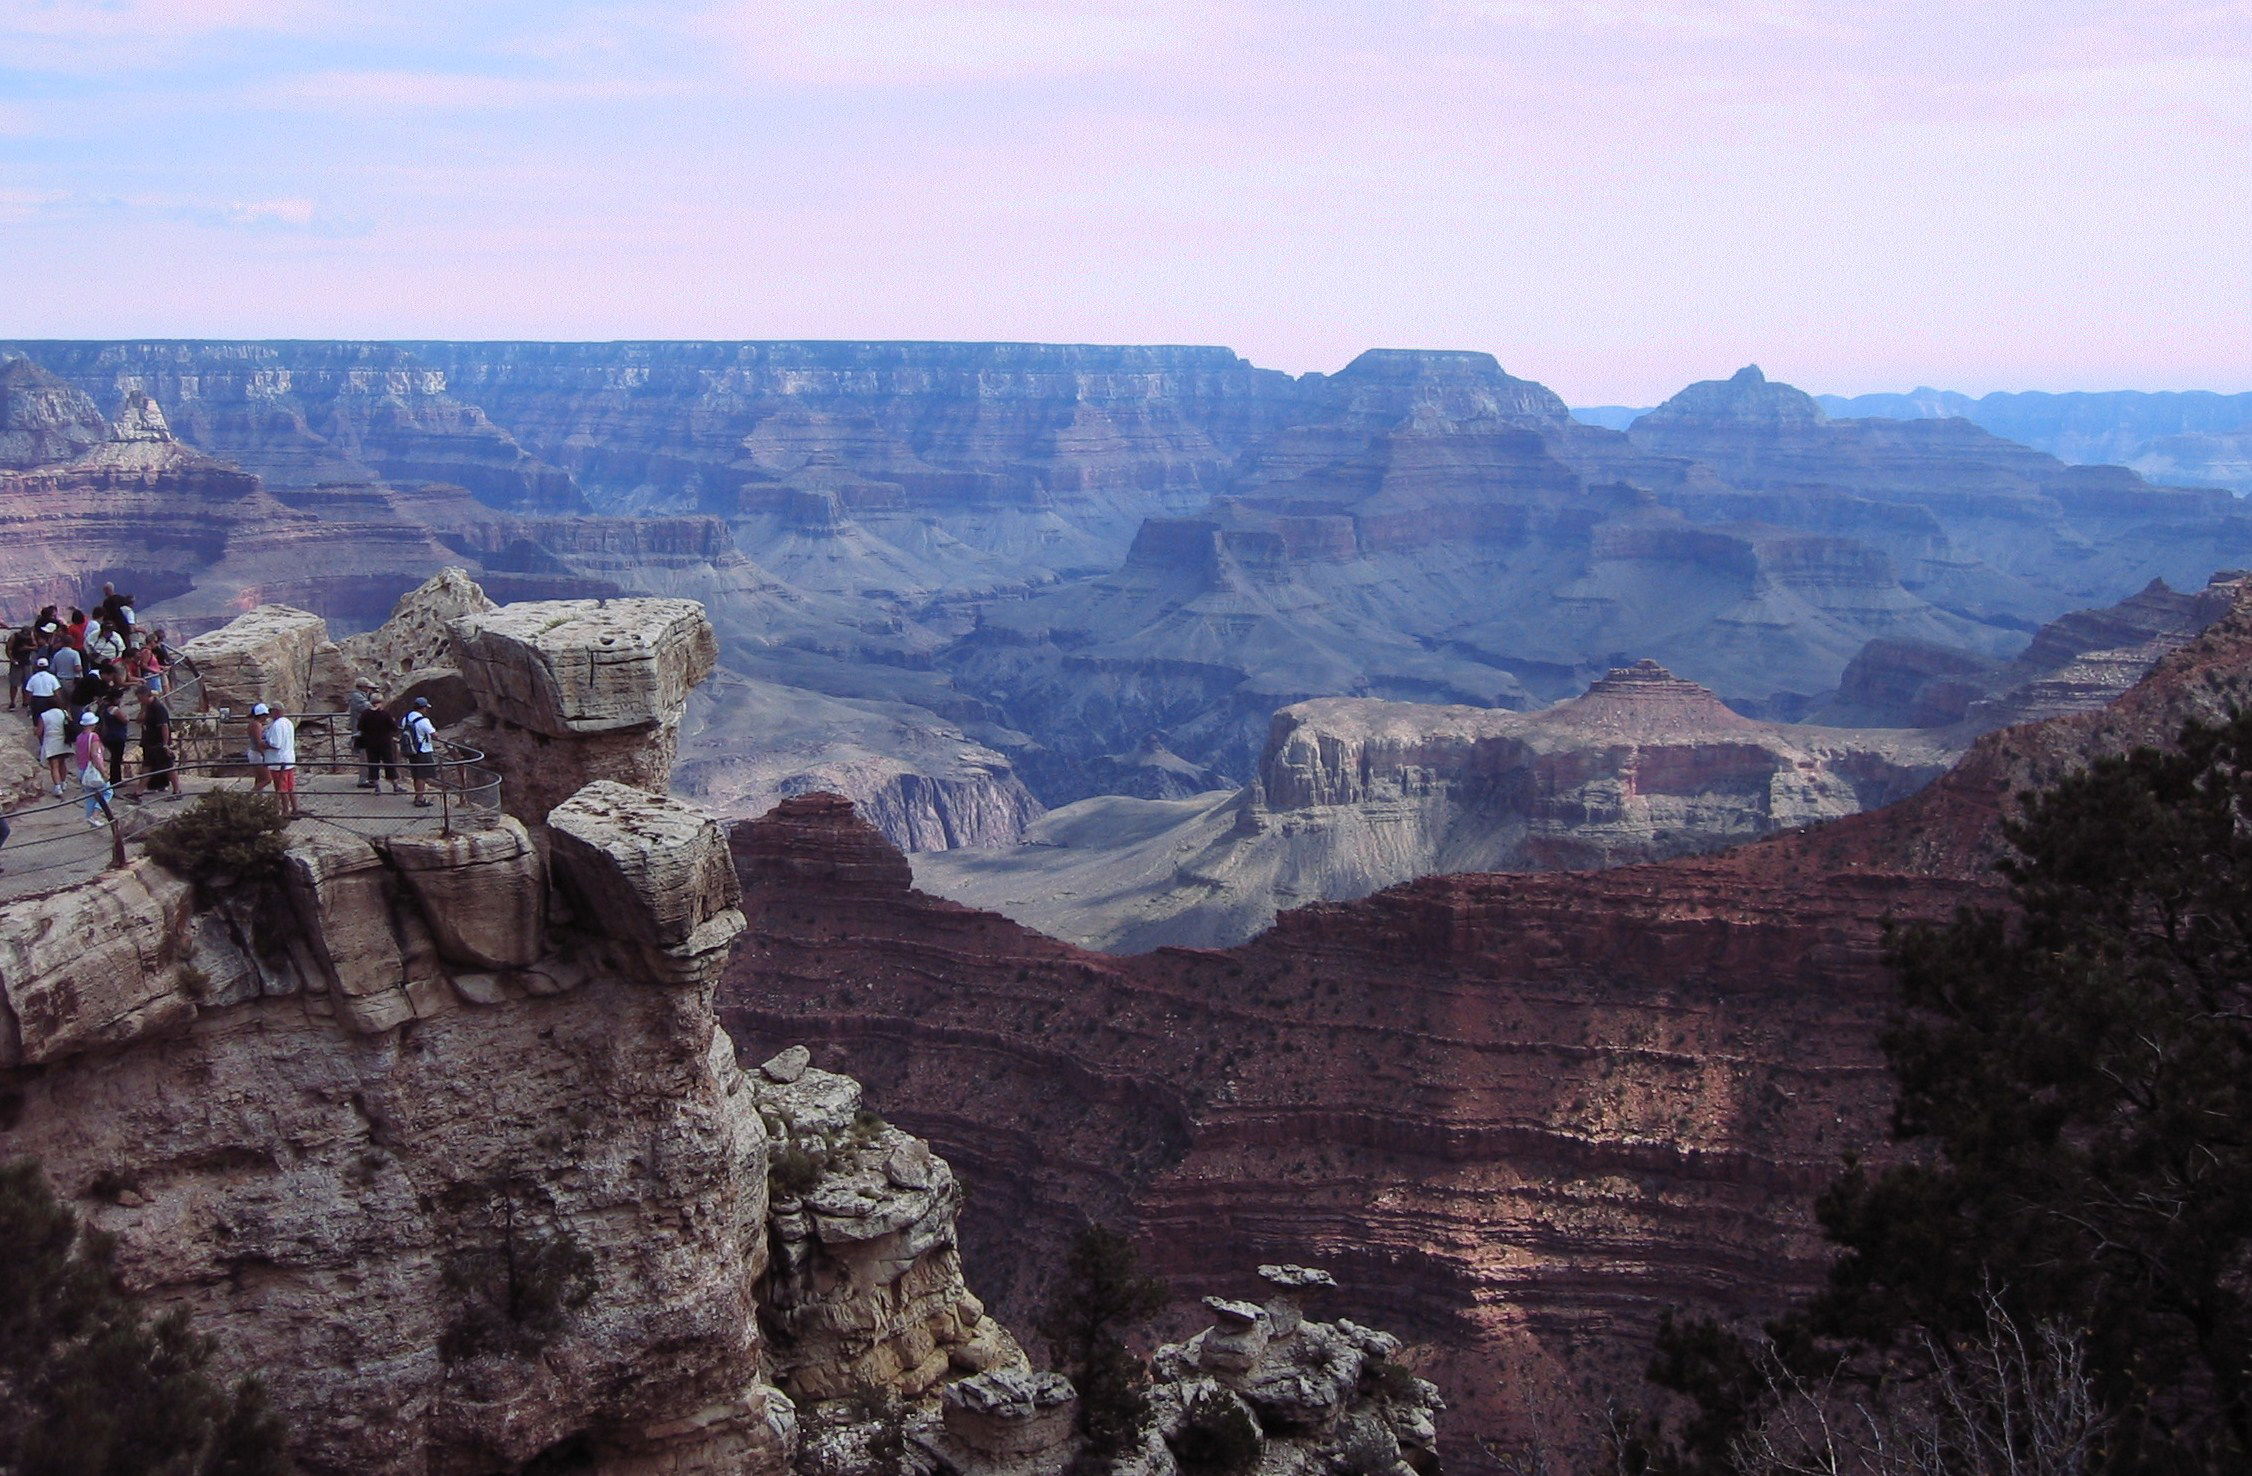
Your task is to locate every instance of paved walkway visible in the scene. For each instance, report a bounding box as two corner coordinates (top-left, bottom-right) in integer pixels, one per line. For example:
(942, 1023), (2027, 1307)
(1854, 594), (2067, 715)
(0, 769), (489, 904)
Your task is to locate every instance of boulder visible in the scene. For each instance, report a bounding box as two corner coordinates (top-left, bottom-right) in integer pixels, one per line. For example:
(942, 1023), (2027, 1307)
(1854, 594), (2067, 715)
(940, 1369), (1078, 1461)
(281, 825), (413, 1034)
(179, 605), (334, 716)
(380, 817), (546, 971)
(546, 781), (743, 982)
(0, 860), (196, 1065)
(451, 597), (716, 737)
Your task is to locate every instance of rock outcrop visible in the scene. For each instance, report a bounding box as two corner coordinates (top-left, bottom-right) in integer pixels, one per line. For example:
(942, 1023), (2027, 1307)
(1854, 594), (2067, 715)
(178, 602), (355, 714)
(450, 596), (718, 823)
(915, 662), (1951, 951)
(722, 576), (2252, 1459)
(0, 780), (796, 1472)
(0, 592), (1101, 1476)
(753, 1049), (1025, 1402)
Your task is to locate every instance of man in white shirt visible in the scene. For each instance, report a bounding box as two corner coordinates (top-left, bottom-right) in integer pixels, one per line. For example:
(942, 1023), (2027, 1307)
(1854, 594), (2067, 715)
(261, 706), (299, 818)
(22, 657), (59, 716)
(402, 697), (439, 808)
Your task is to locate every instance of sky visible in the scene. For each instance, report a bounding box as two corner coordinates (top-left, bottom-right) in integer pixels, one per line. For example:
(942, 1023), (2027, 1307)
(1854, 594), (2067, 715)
(0, 1), (2246, 404)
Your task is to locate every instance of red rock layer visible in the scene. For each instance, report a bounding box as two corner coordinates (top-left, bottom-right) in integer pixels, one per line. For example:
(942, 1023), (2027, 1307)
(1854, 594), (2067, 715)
(720, 589), (2252, 1456)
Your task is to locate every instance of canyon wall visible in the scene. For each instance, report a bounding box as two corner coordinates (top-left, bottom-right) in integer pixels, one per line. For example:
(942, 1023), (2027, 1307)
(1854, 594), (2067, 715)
(915, 660), (1952, 950)
(724, 578), (2252, 1460)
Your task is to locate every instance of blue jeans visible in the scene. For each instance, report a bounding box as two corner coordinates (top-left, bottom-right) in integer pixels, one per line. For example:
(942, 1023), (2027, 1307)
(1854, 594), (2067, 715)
(82, 770), (112, 820)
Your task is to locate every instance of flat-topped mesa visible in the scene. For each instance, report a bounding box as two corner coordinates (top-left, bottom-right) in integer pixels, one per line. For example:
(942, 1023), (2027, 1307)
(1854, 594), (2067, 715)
(448, 594), (718, 823)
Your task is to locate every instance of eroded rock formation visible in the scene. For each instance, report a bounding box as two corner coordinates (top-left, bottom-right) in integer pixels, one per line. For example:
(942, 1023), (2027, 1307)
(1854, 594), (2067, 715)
(915, 661), (1951, 951)
(722, 576), (2252, 1458)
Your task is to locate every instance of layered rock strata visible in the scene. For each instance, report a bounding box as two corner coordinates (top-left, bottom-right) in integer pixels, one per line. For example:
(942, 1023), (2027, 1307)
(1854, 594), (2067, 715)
(721, 577), (2252, 1458)
(915, 661), (1951, 951)
(451, 596), (717, 823)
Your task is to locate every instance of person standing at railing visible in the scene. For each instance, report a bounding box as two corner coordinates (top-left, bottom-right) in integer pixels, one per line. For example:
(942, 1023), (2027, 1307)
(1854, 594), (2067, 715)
(262, 706), (299, 819)
(49, 638), (81, 690)
(36, 701), (69, 797)
(74, 711), (112, 827)
(356, 685), (401, 793)
(140, 681), (174, 798)
(402, 697), (438, 808)
(246, 705), (273, 797)
(99, 698), (130, 789)
(143, 628), (176, 696)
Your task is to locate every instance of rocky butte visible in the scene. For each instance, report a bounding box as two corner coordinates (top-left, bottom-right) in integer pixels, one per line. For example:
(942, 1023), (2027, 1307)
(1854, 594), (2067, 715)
(916, 659), (1954, 950)
(721, 576), (2252, 1457)
(0, 586), (1442, 1475)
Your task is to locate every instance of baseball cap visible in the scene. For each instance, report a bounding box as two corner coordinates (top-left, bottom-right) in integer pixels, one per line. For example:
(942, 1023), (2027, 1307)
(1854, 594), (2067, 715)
(412, 697), (431, 709)
(33, 657), (46, 668)
(250, 702), (270, 716)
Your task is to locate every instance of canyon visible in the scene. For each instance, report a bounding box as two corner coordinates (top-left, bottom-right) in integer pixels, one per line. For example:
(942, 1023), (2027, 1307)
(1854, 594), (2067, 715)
(915, 575), (2235, 950)
(722, 575), (2252, 1459)
(0, 587), (1444, 1476)
(8, 342), (2250, 834)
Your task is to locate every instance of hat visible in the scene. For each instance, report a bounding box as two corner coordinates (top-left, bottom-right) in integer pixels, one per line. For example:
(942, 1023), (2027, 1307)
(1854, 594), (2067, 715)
(354, 677), (375, 690)
(412, 697), (432, 709)
(38, 623), (55, 634)
(33, 657), (46, 668)
(79, 710), (97, 726)
(250, 702), (270, 716)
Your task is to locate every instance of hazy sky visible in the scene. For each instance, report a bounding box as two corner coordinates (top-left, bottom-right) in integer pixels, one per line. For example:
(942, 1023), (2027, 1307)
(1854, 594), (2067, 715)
(2, 1), (2246, 403)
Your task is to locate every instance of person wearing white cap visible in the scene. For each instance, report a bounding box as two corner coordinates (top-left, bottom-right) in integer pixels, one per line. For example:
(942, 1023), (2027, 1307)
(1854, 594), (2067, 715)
(246, 704), (273, 795)
(261, 704), (298, 818)
(23, 656), (60, 720)
(74, 710), (112, 825)
(402, 696), (439, 807)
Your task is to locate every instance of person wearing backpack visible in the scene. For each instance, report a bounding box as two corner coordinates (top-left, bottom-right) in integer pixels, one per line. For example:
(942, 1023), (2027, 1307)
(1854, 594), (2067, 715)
(402, 697), (439, 807)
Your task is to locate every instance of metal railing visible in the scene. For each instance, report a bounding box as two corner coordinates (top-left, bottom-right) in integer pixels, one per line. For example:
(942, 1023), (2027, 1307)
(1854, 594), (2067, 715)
(0, 701), (501, 895)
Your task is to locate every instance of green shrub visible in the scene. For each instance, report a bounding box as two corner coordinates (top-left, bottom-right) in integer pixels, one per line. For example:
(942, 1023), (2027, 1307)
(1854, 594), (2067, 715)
(0, 1158), (288, 1472)
(439, 1224), (596, 1361)
(1363, 1357), (1421, 1404)
(768, 1144), (826, 1199)
(844, 1109), (887, 1148)
(1038, 1224), (1167, 1458)
(1169, 1388), (1260, 1475)
(144, 791), (288, 895)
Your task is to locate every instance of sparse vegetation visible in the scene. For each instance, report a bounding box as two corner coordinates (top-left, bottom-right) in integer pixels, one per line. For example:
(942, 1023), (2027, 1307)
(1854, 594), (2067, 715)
(1169, 1387), (1260, 1475)
(1038, 1223), (1167, 1464)
(0, 1158), (289, 1473)
(1632, 713), (2252, 1474)
(144, 791), (289, 897)
(768, 1143), (826, 1199)
(438, 1198), (596, 1361)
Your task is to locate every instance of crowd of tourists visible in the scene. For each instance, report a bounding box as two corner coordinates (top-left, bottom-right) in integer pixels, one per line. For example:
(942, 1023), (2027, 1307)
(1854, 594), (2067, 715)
(7, 584), (177, 829)
(1, 584), (450, 864)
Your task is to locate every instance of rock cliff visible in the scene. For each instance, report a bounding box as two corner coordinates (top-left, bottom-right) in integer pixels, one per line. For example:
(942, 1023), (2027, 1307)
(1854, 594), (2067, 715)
(914, 662), (1950, 951)
(0, 599), (793, 1473)
(721, 576), (2252, 1458)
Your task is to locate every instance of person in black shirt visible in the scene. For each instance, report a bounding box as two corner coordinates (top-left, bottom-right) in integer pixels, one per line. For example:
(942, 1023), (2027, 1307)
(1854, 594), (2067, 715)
(139, 682), (174, 795)
(357, 691), (400, 792)
(99, 699), (130, 788)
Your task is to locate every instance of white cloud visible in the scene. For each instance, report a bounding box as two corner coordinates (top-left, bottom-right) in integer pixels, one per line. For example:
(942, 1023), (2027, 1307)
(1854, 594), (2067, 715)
(220, 196), (318, 228)
(1435, 0), (1837, 40)
(248, 68), (679, 111)
(700, 0), (1225, 86)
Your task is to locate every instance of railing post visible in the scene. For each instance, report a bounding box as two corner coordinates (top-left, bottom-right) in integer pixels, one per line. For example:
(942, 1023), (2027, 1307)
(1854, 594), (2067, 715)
(98, 790), (125, 870)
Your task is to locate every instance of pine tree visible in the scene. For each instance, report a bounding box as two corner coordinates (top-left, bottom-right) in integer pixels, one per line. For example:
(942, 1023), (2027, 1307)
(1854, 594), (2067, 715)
(1643, 713), (2252, 1474)
(1036, 1223), (1167, 1461)
(0, 1159), (288, 1475)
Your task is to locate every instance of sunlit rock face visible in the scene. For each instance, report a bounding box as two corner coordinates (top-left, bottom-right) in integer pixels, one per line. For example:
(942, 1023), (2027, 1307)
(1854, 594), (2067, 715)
(720, 579), (2252, 1458)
